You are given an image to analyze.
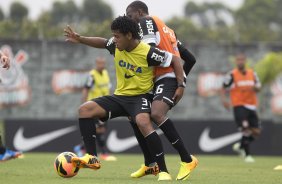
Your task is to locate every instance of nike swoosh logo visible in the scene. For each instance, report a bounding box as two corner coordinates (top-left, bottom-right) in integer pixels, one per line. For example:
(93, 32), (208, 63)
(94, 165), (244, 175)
(124, 74), (135, 79)
(199, 127), (241, 152)
(107, 129), (163, 152)
(13, 126), (77, 151)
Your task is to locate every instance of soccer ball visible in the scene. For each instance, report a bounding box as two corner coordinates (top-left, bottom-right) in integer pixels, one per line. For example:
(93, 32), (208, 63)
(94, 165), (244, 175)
(54, 152), (80, 178)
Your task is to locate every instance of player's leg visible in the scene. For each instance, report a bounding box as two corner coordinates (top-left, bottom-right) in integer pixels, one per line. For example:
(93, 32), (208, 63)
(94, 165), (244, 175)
(129, 121), (156, 177)
(152, 78), (197, 180)
(135, 113), (170, 180)
(72, 100), (106, 169)
(73, 96), (124, 169)
(125, 94), (170, 180)
(0, 135), (23, 161)
(233, 106), (254, 161)
(244, 109), (261, 162)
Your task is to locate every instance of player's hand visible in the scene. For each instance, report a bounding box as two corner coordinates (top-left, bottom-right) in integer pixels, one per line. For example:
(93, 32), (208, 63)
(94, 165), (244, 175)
(64, 25), (81, 43)
(0, 55), (10, 69)
(222, 100), (230, 111)
(172, 87), (184, 105)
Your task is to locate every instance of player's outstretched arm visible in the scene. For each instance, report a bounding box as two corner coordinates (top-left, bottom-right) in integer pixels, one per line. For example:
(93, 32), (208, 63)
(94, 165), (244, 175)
(64, 25), (107, 48)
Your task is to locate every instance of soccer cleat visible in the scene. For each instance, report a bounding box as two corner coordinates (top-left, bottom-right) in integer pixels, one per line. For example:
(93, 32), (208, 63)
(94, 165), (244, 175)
(232, 142), (245, 157)
(0, 149), (23, 161)
(131, 163), (159, 178)
(158, 172), (172, 181)
(176, 155), (198, 180)
(99, 154), (117, 161)
(244, 155), (255, 163)
(71, 153), (101, 170)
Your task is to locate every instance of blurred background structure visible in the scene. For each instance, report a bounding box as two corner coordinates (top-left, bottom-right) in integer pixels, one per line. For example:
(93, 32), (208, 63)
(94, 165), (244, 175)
(0, 0), (282, 154)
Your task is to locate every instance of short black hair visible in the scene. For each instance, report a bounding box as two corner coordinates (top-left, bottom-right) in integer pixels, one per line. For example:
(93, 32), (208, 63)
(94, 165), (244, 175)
(111, 16), (141, 40)
(127, 0), (149, 14)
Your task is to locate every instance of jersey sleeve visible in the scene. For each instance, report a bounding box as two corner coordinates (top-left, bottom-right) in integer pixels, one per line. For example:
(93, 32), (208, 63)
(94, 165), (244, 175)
(139, 17), (158, 46)
(147, 46), (172, 67)
(223, 71), (234, 88)
(177, 39), (196, 76)
(84, 74), (95, 89)
(105, 37), (116, 55)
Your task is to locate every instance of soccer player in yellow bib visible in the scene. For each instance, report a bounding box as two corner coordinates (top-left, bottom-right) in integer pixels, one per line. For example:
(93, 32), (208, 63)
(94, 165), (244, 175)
(74, 57), (117, 161)
(64, 16), (185, 181)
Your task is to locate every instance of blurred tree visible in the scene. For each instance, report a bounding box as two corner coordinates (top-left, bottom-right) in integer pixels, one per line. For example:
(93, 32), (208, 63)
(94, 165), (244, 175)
(184, 1), (233, 28)
(177, 1), (237, 42)
(255, 52), (282, 86)
(82, 0), (113, 22)
(0, 8), (4, 21)
(51, 0), (80, 25)
(9, 2), (28, 22)
(37, 11), (65, 39)
(234, 0), (280, 42)
(166, 17), (204, 41)
(0, 20), (18, 38)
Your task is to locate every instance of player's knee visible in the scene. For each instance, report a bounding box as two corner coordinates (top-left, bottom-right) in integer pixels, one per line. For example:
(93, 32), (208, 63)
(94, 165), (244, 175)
(135, 114), (153, 135)
(78, 102), (95, 117)
(151, 110), (165, 124)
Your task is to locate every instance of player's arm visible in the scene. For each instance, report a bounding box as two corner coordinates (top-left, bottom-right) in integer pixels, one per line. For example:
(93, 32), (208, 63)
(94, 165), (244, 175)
(147, 47), (185, 104)
(220, 72), (233, 110)
(0, 50), (10, 69)
(177, 40), (196, 76)
(253, 71), (261, 92)
(81, 73), (95, 103)
(64, 25), (107, 48)
(81, 88), (89, 103)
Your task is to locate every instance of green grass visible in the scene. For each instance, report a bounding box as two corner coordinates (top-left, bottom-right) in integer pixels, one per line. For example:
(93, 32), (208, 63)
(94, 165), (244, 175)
(0, 153), (281, 184)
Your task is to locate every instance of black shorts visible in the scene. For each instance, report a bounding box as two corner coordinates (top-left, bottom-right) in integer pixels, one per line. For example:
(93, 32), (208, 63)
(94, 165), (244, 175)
(233, 106), (261, 129)
(153, 78), (177, 108)
(93, 94), (151, 122)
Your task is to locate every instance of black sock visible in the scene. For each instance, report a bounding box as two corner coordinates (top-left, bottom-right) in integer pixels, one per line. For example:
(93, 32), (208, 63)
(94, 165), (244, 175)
(0, 135), (3, 147)
(130, 121), (154, 166)
(145, 131), (168, 173)
(0, 135), (5, 154)
(78, 118), (98, 156)
(159, 118), (192, 163)
(240, 135), (254, 156)
(96, 133), (107, 154)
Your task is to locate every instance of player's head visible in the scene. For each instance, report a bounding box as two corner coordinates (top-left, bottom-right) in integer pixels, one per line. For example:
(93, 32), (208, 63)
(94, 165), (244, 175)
(235, 53), (246, 70)
(95, 57), (106, 72)
(126, 1), (149, 22)
(111, 16), (141, 51)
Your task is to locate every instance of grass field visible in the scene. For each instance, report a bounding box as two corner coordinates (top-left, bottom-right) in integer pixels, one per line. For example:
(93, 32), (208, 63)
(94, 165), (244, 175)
(0, 153), (281, 184)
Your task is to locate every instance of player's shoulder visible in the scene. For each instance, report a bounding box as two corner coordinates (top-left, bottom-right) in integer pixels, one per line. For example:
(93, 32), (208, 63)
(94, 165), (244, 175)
(139, 16), (158, 33)
(89, 69), (97, 75)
